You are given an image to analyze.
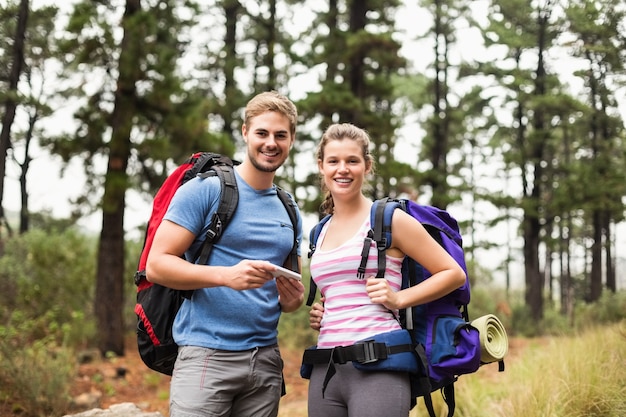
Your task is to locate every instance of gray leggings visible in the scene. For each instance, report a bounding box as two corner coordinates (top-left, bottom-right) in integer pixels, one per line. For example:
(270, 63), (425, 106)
(307, 362), (411, 417)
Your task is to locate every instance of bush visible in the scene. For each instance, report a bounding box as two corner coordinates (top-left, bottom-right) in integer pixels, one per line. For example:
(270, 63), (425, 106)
(0, 227), (97, 416)
(575, 291), (626, 329)
(124, 238), (142, 332)
(505, 290), (626, 337)
(0, 336), (75, 417)
(0, 228), (97, 338)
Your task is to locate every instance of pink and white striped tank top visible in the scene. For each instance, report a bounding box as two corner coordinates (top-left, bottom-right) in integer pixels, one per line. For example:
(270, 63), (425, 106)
(310, 215), (404, 348)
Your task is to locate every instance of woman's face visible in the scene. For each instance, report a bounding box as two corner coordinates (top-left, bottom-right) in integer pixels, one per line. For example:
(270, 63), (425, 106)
(318, 138), (370, 200)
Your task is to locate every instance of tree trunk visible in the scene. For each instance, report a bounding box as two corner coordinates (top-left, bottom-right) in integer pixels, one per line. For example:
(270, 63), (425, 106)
(544, 222), (553, 308)
(429, 0), (449, 209)
(95, 0), (142, 357)
(0, 0), (29, 235)
(605, 219), (615, 293)
(221, 0), (241, 136)
(559, 215), (573, 318)
(347, 0), (367, 123)
(19, 109), (36, 234)
(524, 5), (550, 322)
(589, 210), (603, 301)
(523, 210), (543, 321)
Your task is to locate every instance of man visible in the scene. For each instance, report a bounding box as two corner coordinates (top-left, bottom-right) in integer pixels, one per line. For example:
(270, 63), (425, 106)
(146, 91), (304, 417)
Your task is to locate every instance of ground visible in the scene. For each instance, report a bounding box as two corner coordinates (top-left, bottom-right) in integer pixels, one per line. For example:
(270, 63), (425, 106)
(3, 336), (524, 417)
(69, 337), (309, 417)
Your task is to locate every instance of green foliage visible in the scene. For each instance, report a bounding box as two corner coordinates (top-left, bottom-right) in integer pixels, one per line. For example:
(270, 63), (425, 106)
(575, 291), (626, 328)
(467, 286), (513, 332)
(0, 227), (98, 416)
(278, 304), (319, 351)
(0, 337), (75, 417)
(506, 290), (626, 338)
(0, 228), (97, 338)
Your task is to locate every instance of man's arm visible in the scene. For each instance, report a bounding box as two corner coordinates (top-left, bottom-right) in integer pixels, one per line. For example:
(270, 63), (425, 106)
(146, 220), (275, 291)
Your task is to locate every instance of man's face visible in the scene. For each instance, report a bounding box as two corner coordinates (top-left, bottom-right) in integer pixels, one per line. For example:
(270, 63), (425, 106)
(242, 111), (294, 173)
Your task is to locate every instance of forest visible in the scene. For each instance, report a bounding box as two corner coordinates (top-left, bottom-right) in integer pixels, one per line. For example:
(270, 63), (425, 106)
(0, 0), (625, 416)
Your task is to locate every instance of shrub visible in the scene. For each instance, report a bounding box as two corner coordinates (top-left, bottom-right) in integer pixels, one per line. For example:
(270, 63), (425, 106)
(0, 228), (97, 337)
(0, 336), (75, 417)
(124, 238), (143, 333)
(0, 227), (97, 416)
(575, 291), (626, 329)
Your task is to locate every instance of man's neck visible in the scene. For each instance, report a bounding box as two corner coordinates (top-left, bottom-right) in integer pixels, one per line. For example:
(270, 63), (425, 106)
(235, 161), (276, 190)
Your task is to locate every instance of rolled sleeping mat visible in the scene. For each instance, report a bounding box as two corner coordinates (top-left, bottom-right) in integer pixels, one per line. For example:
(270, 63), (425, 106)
(471, 314), (508, 364)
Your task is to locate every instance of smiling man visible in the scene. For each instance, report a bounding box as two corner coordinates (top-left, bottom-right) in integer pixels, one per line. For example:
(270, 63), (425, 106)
(146, 91), (304, 417)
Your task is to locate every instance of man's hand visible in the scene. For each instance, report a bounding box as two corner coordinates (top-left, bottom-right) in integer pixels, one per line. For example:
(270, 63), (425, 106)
(223, 259), (276, 290)
(276, 275), (305, 312)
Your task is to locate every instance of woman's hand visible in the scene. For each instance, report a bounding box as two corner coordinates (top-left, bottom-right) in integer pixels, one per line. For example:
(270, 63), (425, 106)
(309, 298), (325, 331)
(365, 277), (403, 310)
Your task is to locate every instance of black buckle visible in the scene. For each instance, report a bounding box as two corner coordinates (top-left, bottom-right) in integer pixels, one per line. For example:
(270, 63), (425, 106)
(134, 270), (146, 286)
(204, 213), (225, 242)
(353, 340), (386, 364)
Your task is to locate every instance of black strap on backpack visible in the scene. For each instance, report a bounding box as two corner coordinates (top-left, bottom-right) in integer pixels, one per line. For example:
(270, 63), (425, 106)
(189, 156), (300, 296)
(371, 198), (389, 278)
(305, 215), (331, 306)
(195, 162), (239, 266)
(276, 187), (300, 271)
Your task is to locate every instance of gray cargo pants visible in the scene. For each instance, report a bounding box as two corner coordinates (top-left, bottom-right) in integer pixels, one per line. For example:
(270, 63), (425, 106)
(169, 344), (283, 417)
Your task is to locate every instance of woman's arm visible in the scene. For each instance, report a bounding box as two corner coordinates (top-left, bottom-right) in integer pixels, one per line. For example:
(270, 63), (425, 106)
(365, 209), (466, 310)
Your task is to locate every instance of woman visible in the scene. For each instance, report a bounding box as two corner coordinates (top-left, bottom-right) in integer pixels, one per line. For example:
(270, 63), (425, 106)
(306, 123), (466, 417)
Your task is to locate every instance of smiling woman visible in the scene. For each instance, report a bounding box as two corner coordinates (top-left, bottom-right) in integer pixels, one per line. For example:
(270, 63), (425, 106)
(304, 123), (468, 417)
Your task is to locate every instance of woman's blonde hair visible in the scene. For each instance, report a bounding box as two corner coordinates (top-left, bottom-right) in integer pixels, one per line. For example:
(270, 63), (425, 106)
(316, 123), (375, 215)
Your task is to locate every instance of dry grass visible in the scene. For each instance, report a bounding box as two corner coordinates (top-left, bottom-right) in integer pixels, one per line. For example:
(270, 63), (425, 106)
(420, 321), (626, 417)
(3, 323), (624, 417)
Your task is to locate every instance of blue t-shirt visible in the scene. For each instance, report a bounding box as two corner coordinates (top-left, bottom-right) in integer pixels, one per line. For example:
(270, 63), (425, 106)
(163, 169), (302, 350)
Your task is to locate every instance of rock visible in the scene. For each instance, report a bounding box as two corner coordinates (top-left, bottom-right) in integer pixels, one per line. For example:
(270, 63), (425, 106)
(71, 392), (102, 410)
(62, 402), (164, 417)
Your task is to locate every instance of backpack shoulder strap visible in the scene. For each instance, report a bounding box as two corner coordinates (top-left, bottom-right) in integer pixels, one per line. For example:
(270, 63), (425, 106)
(194, 162), (239, 265)
(184, 152), (233, 182)
(276, 187), (299, 272)
(305, 214), (332, 306)
(369, 197), (403, 278)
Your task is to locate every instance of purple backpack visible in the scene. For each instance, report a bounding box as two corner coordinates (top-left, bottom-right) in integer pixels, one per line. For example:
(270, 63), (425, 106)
(306, 197), (482, 417)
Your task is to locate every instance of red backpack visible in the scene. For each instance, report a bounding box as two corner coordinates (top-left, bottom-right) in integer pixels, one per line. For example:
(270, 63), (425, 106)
(134, 152), (298, 375)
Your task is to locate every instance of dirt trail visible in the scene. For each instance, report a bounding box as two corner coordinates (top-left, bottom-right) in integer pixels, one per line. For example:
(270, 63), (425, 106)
(68, 339), (310, 417)
(3, 336), (526, 417)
